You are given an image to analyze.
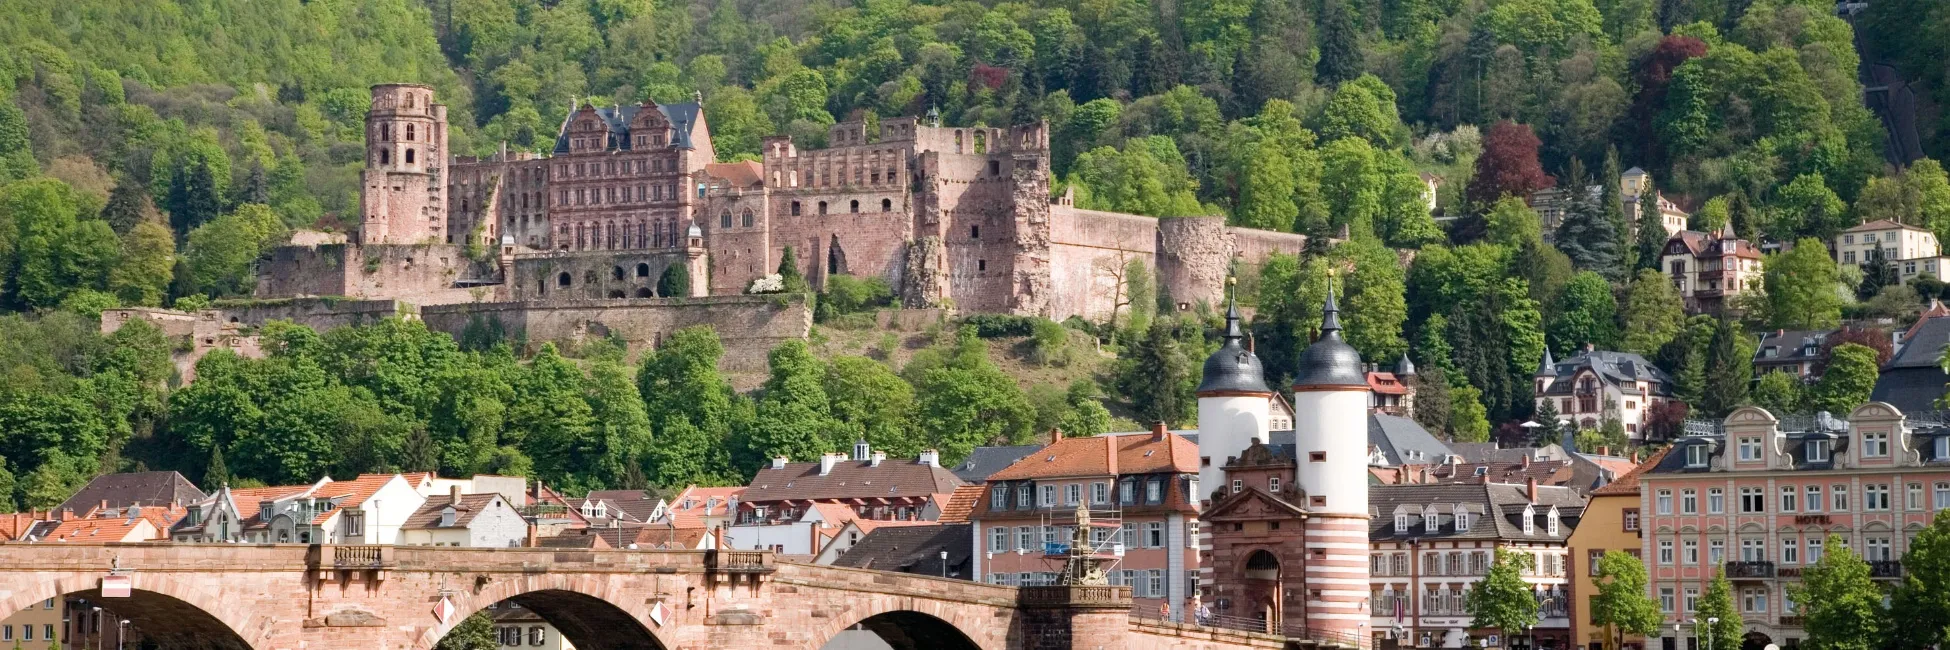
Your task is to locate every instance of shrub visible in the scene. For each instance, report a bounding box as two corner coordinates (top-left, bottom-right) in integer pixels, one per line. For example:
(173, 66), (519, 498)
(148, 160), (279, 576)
(961, 314), (1039, 337)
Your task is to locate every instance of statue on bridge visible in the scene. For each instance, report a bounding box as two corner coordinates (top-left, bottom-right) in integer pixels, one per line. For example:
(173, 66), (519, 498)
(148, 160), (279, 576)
(1057, 503), (1110, 587)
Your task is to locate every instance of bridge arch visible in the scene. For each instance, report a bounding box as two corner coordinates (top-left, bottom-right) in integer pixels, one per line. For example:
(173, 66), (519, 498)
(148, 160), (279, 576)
(0, 571), (261, 649)
(810, 598), (1003, 650)
(412, 574), (671, 650)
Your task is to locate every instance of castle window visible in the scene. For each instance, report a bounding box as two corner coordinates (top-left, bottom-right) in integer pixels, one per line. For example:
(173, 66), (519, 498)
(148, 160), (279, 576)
(620, 222), (633, 249)
(637, 222), (648, 246)
(613, 266), (626, 281)
(558, 272), (572, 287)
(576, 224), (586, 249)
(379, 149), (390, 165)
(607, 222), (618, 249)
(637, 263), (650, 278)
(850, 200), (859, 213)
(974, 130), (986, 154)
(721, 211), (733, 229)
(743, 209), (754, 227)
(585, 270), (598, 287)
(989, 160), (1000, 176)
(971, 225), (980, 239)
(406, 124), (415, 141)
(380, 124), (390, 140)
(405, 149), (415, 164)
(818, 201), (828, 215)
(881, 199), (892, 212)
(977, 259), (987, 271)
(791, 202), (801, 216)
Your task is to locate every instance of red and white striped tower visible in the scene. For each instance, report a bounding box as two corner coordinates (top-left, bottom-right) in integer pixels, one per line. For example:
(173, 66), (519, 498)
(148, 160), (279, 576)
(1291, 286), (1372, 647)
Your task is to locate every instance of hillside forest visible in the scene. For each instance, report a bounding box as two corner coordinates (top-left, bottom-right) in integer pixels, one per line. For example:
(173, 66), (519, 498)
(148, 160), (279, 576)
(1, 0), (1949, 505)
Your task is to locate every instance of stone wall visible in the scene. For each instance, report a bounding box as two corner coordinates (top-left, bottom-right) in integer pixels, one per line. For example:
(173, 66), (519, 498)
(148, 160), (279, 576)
(255, 243), (500, 306)
(507, 248), (705, 301)
(1228, 227), (1309, 268)
(418, 294), (810, 371)
(1047, 206), (1158, 321)
(1157, 216), (1233, 312)
(210, 297), (415, 331)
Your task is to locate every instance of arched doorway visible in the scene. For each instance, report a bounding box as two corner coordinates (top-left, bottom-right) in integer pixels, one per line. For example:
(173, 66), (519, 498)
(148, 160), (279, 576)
(1741, 631), (1773, 650)
(820, 610), (980, 650)
(432, 590), (666, 650)
(7, 588), (256, 650)
(1242, 549), (1282, 629)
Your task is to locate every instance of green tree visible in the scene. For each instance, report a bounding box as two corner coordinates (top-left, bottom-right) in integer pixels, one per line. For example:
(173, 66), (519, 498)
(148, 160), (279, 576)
(1620, 269), (1686, 357)
(434, 611), (497, 650)
(1338, 238), (1410, 361)
(742, 339), (839, 468)
(1115, 318), (1196, 426)
(1467, 548), (1540, 635)
(0, 103), (35, 183)
(1548, 271), (1620, 355)
(1788, 534), (1885, 650)
(1555, 161), (1623, 279)
(776, 246), (810, 293)
(1762, 238), (1845, 329)
(1485, 197), (1545, 247)
(1600, 147), (1632, 271)
(1634, 182), (1669, 272)
(184, 205), (283, 298)
(823, 356), (918, 455)
(638, 326), (739, 486)
(1750, 371), (1805, 414)
(1812, 343), (1879, 413)
(1701, 318), (1752, 417)
(656, 263), (691, 297)
(203, 445), (230, 491)
(109, 221), (174, 306)
(1770, 173), (1848, 242)
(1319, 75), (1403, 147)
(1889, 510), (1950, 650)
(910, 329), (1036, 463)
(1590, 550), (1665, 650)
(506, 345), (600, 491)
(1695, 568), (1744, 650)
(1449, 384), (1491, 442)
(1316, 0), (1362, 85)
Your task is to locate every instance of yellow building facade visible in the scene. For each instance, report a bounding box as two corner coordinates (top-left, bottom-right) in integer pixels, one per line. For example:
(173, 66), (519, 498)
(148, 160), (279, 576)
(1, 597), (62, 649)
(1568, 449), (1667, 650)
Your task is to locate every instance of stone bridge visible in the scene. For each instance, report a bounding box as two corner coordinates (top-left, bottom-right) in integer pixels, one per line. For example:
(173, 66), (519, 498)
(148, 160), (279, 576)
(0, 544), (1291, 650)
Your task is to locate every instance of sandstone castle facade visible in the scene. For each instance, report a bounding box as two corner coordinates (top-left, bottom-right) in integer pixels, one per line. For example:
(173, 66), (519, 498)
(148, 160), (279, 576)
(255, 85), (1308, 321)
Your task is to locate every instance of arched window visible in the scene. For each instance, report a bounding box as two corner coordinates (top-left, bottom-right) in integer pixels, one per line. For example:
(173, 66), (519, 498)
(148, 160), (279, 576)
(406, 124), (416, 141)
(653, 220), (664, 247)
(881, 198), (892, 212)
(974, 130), (987, 154)
(557, 272), (572, 287)
(790, 201), (802, 216)
(405, 148), (416, 164)
(742, 209), (754, 227)
(575, 223), (586, 250)
(667, 220), (678, 244)
(721, 211), (733, 228)
(635, 287), (654, 298)
(606, 222), (617, 249)
(637, 222), (647, 246)
(817, 201), (828, 215)
(613, 266), (626, 281)
(379, 149), (390, 165)
(636, 263), (651, 278)
(849, 199), (859, 213)
(619, 222), (632, 249)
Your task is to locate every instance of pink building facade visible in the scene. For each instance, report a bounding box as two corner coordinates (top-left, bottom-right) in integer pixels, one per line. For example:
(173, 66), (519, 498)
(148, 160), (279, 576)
(1638, 403), (1950, 650)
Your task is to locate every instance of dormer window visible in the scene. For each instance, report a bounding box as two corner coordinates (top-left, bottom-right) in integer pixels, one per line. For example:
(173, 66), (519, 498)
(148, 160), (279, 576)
(1394, 506), (1410, 532)
(1423, 506), (1439, 533)
(1738, 437), (1761, 461)
(1686, 444), (1710, 468)
(1807, 439), (1831, 463)
(1547, 506), (1560, 536)
(1935, 436), (1949, 460)
(1522, 506), (1536, 535)
(1454, 505), (1470, 531)
(1863, 431), (1889, 457)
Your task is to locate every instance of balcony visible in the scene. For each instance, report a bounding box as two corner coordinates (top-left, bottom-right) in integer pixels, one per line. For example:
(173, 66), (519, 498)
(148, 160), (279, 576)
(1724, 561), (1776, 579)
(1870, 560), (1903, 579)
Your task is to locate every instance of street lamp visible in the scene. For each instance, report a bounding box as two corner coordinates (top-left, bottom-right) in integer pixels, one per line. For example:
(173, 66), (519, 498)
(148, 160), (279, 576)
(939, 550), (949, 578)
(117, 620), (129, 650)
(1705, 618), (1720, 650)
(91, 607), (102, 650)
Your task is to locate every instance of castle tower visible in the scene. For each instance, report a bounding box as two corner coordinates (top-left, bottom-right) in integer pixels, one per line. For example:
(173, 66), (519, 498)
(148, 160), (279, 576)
(359, 84), (449, 245)
(1290, 285), (1372, 642)
(1194, 281), (1273, 500)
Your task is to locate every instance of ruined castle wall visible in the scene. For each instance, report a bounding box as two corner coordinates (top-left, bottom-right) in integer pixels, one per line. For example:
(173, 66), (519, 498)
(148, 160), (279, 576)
(255, 243), (354, 298)
(450, 154), (550, 249)
(1227, 226), (1308, 264)
(255, 243), (498, 305)
(927, 152), (1022, 314)
(1047, 206), (1161, 321)
(210, 298), (416, 331)
(701, 190), (772, 295)
(1156, 216), (1233, 313)
(101, 308), (200, 338)
(508, 249), (702, 301)
(759, 137), (916, 292)
(418, 295), (811, 372)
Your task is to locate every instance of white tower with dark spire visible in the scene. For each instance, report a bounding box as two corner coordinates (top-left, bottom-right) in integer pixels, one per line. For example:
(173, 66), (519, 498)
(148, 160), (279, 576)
(1290, 285), (1373, 641)
(1194, 281), (1274, 502)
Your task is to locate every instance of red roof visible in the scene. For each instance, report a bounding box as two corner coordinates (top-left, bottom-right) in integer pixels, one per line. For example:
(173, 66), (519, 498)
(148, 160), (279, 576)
(1590, 447), (1673, 496)
(937, 484), (984, 523)
(228, 485), (314, 521)
(663, 485), (744, 528)
(987, 431), (1199, 481)
(705, 161), (764, 188)
(43, 517), (162, 543)
(1367, 371), (1408, 395)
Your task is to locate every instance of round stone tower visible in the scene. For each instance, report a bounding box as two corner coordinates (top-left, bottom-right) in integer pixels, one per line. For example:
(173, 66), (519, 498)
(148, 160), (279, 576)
(1290, 285), (1372, 642)
(1193, 283), (1273, 500)
(360, 84), (448, 245)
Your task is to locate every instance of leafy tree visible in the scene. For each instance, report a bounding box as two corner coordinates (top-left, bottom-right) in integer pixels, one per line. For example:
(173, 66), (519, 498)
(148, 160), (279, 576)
(434, 611), (497, 650)
(1769, 173), (1848, 243)
(741, 339), (839, 468)
(1750, 371), (1805, 414)
(657, 263), (690, 297)
(1591, 550), (1665, 650)
(910, 329), (1035, 464)
(1548, 271), (1620, 355)
(1484, 197), (1544, 247)
(823, 355), (917, 455)
(1813, 327), (1894, 376)
(1467, 548), (1540, 634)
(1450, 384), (1491, 442)
(1320, 75), (1403, 147)
(184, 205), (283, 298)
(1467, 121), (1555, 208)
(1761, 239), (1845, 329)
(1889, 510), (1950, 650)
(100, 179), (159, 236)
(1811, 343), (1879, 413)
(1337, 238), (1410, 361)
(109, 221), (174, 306)
(1695, 569), (1744, 650)
(1070, 137), (1205, 217)
(1854, 159), (1950, 246)
(1600, 147), (1632, 271)
(1620, 269), (1686, 356)
(1788, 534), (1885, 650)
(775, 246), (810, 293)
(202, 445), (230, 491)
(0, 103), (35, 183)
(1115, 318), (1197, 426)
(1411, 366), (1454, 436)
(1055, 380), (1113, 437)
(1252, 253), (1328, 388)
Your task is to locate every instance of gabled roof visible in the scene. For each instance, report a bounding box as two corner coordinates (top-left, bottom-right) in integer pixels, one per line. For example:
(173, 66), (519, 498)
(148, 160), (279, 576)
(1370, 413), (1454, 466)
(1370, 482), (1585, 542)
(42, 516), (162, 544)
(705, 161), (763, 189)
(659, 485), (744, 528)
(987, 432), (1199, 481)
(937, 484), (985, 523)
(1754, 329), (1834, 364)
(1844, 219), (1931, 233)
(553, 102), (703, 153)
(0, 512), (52, 541)
(743, 458), (963, 503)
(951, 445), (1042, 482)
(831, 523), (973, 577)
(55, 472), (205, 517)
(402, 494), (507, 530)
(227, 484), (314, 521)
(1540, 350), (1674, 396)
(1589, 447), (1672, 496)
(584, 489), (663, 522)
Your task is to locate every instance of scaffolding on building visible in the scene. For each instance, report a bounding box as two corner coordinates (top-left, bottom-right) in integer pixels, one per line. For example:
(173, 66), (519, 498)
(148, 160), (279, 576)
(1036, 502), (1125, 586)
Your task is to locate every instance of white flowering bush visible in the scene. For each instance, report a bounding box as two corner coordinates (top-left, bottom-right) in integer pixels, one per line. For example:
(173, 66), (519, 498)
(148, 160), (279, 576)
(748, 274), (785, 294)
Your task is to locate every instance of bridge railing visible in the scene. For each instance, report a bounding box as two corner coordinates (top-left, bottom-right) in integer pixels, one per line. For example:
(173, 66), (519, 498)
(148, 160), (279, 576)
(704, 549), (773, 573)
(1019, 585), (1130, 607)
(1282, 622), (1368, 648)
(332, 545), (390, 568)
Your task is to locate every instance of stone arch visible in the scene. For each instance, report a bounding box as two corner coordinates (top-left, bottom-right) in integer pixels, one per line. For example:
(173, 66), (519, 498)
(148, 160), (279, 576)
(613, 266), (627, 282)
(635, 287), (654, 298)
(608, 290), (627, 298)
(808, 598), (1002, 650)
(558, 272), (573, 287)
(412, 578), (671, 650)
(0, 572), (262, 650)
(636, 263), (651, 278)
(1740, 630), (1773, 650)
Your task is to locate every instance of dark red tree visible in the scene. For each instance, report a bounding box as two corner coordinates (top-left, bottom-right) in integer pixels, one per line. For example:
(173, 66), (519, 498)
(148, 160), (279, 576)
(1465, 120), (1555, 207)
(1641, 400), (1691, 444)
(1813, 326), (1895, 376)
(1630, 36), (1709, 169)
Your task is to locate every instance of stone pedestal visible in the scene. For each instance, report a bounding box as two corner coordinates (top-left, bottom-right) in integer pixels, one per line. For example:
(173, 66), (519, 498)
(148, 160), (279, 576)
(1016, 585), (1134, 650)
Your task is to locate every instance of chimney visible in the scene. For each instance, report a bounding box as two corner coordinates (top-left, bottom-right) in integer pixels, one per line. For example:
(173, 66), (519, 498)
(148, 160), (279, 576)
(1521, 456), (1531, 468)
(771, 456), (788, 470)
(1583, 343), (1595, 353)
(451, 485), (463, 505)
(1050, 427), (1064, 443)
(1632, 450), (1641, 463)
(1151, 421), (1169, 442)
(1526, 477), (1539, 503)
(1599, 446), (1610, 457)
(918, 449), (940, 468)
(819, 453), (841, 476)
(526, 521), (539, 547)
(870, 451), (886, 467)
